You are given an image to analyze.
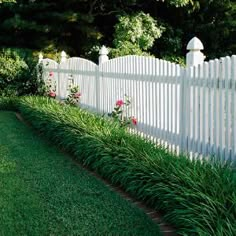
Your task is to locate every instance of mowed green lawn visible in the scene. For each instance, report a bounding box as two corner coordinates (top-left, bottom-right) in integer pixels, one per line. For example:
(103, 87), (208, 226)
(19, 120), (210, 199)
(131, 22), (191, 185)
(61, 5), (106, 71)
(0, 111), (161, 235)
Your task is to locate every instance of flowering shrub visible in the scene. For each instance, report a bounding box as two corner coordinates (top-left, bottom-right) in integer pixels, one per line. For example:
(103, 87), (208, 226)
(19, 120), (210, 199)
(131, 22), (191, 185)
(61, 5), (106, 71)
(0, 48), (42, 97)
(65, 86), (81, 106)
(131, 117), (137, 125)
(116, 100), (124, 107)
(109, 95), (137, 127)
(48, 90), (56, 98)
(45, 71), (57, 99)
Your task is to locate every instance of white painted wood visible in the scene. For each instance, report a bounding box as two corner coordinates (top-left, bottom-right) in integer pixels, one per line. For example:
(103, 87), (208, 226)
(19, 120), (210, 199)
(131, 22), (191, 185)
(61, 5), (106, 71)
(202, 62), (208, 156)
(158, 59), (162, 144)
(171, 63), (174, 149)
(196, 64), (201, 157)
(231, 56), (236, 163)
(99, 46), (109, 64)
(40, 53), (236, 164)
(60, 51), (67, 63)
(166, 62), (170, 145)
(186, 37), (205, 67)
(38, 53), (43, 63)
(214, 59), (220, 157)
(192, 66), (197, 154)
(174, 64), (179, 153)
(219, 58), (224, 160)
(225, 57), (231, 161)
(208, 60), (214, 156)
(179, 66), (185, 152)
(185, 66), (191, 153)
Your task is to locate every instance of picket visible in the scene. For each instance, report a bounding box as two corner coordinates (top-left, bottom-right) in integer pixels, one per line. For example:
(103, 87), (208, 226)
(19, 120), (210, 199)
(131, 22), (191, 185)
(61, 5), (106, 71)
(231, 56), (236, 161)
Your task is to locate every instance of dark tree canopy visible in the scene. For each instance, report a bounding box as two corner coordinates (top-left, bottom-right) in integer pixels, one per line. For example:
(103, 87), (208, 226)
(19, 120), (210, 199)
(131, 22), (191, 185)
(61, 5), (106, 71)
(0, 0), (235, 61)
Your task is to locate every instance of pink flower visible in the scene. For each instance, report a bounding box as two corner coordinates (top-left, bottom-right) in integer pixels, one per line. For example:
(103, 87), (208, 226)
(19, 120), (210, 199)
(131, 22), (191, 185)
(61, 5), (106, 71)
(116, 100), (124, 107)
(131, 117), (137, 125)
(49, 91), (56, 98)
(73, 92), (81, 98)
(49, 72), (54, 77)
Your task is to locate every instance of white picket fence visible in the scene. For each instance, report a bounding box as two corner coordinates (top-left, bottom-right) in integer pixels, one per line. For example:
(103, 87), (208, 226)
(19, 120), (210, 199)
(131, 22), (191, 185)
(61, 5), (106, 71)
(39, 38), (236, 164)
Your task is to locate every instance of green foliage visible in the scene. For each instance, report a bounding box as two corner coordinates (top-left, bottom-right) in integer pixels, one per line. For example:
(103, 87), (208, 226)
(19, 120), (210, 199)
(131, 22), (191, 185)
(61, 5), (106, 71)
(109, 96), (137, 127)
(0, 96), (18, 110)
(36, 62), (52, 97)
(0, 0), (16, 3)
(0, 0), (236, 62)
(154, 23), (184, 61)
(0, 0), (115, 56)
(65, 85), (81, 106)
(167, 0), (194, 7)
(184, 0), (236, 58)
(0, 48), (46, 96)
(162, 55), (185, 66)
(110, 12), (164, 57)
(4, 96), (235, 236)
(0, 111), (161, 235)
(39, 50), (64, 63)
(0, 0), (235, 61)
(109, 41), (152, 58)
(114, 12), (164, 50)
(84, 44), (101, 63)
(0, 48), (28, 96)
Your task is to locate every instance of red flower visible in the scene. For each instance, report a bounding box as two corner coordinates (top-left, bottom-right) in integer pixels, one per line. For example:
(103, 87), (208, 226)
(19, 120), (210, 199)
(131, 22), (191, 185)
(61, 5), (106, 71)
(49, 72), (54, 77)
(49, 91), (56, 98)
(116, 100), (124, 107)
(73, 92), (81, 98)
(131, 117), (137, 125)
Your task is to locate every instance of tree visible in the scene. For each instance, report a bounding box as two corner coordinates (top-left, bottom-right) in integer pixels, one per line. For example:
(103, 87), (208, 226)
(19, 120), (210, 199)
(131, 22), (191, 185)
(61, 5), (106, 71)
(138, 0), (236, 60)
(183, 0), (236, 58)
(0, 0), (139, 57)
(109, 12), (165, 57)
(0, 0), (235, 61)
(0, 0), (101, 56)
(165, 0), (195, 7)
(0, 0), (16, 3)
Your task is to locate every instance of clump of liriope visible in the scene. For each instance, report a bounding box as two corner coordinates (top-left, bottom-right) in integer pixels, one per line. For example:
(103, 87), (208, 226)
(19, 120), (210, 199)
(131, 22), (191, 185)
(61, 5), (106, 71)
(0, 96), (19, 111)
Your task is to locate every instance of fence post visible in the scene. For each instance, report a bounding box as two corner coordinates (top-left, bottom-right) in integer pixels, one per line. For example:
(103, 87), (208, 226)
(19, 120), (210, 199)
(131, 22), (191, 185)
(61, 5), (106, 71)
(186, 37), (205, 67)
(38, 53), (43, 63)
(60, 51), (67, 63)
(179, 37), (205, 154)
(96, 46), (109, 113)
(99, 46), (109, 64)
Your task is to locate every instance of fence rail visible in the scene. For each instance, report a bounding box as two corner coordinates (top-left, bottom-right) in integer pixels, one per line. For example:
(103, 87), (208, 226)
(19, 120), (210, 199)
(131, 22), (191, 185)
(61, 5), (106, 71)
(39, 39), (236, 165)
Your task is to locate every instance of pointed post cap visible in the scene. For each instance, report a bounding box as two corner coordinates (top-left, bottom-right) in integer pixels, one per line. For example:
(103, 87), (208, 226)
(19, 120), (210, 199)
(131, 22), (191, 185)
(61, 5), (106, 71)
(186, 37), (205, 67)
(38, 52), (43, 62)
(60, 51), (67, 63)
(99, 45), (109, 55)
(99, 45), (109, 64)
(187, 37), (204, 51)
(61, 51), (67, 57)
(61, 51), (66, 56)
